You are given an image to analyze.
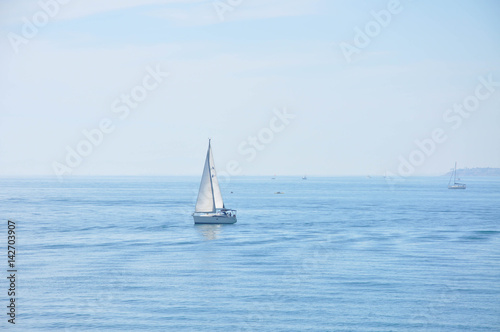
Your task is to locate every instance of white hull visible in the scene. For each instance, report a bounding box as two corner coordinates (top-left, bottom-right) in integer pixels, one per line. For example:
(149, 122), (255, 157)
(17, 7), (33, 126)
(193, 213), (237, 224)
(448, 184), (466, 189)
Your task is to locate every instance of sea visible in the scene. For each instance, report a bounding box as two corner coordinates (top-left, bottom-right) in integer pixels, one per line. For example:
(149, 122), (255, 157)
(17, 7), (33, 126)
(1, 176), (499, 331)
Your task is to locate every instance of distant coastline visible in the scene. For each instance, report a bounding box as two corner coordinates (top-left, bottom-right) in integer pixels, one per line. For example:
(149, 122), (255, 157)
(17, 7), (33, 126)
(443, 167), (500, 177)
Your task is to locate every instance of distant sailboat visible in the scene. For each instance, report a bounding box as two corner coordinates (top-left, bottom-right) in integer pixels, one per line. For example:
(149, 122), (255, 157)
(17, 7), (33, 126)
(193, 139), (237, 224)
(448, 162), (466, 189)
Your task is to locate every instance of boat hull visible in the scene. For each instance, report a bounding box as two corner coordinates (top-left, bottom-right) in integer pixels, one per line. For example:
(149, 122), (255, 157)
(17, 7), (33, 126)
(448, 185), (466, 189)
(193, 214), (237, 224)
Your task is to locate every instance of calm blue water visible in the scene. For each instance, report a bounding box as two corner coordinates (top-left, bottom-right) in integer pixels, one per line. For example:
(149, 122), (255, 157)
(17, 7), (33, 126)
(1, 176), (499, 331)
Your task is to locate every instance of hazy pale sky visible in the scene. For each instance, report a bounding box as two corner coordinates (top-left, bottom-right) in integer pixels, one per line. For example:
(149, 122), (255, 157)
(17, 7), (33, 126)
(1, 0), (499, 177)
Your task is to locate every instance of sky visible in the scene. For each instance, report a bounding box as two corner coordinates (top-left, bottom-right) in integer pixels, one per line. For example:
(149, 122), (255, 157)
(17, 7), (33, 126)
(0, 0), (499, 178)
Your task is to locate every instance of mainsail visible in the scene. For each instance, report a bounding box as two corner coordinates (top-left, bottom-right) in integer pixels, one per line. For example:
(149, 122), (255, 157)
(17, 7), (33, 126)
(195, 140), (224, 212)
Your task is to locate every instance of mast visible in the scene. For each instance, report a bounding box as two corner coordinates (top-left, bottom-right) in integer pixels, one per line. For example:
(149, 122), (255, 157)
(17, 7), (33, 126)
(207, 139), (216, 212)
(454, 162), (457, 184)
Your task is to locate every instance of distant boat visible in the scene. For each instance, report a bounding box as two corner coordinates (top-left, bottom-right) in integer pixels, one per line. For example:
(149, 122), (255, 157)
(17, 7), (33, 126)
(302, 174), (307, 180)
(193, 139), (237, 224)
(275, 191), (284, 194)
(271, 174), (276, 180)
(448, 162), (466, 189)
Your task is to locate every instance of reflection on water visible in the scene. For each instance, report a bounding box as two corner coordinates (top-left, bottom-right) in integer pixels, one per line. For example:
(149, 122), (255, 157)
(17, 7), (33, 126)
(195, 224), (222, 240)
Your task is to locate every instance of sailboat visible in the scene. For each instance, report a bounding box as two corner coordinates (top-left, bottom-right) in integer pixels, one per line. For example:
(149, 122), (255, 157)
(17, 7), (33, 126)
(448, 162), (466, 189)
(193, 139), (237, 224)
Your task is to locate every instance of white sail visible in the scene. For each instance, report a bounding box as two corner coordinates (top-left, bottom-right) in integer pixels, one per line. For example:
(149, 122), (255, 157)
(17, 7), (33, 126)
(195, 140), (225, 212)
(195, 146), (215, 213)
(448, 161), (466, 189)
(193, 140), (237, 224)
(209, 144), (224, 210)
